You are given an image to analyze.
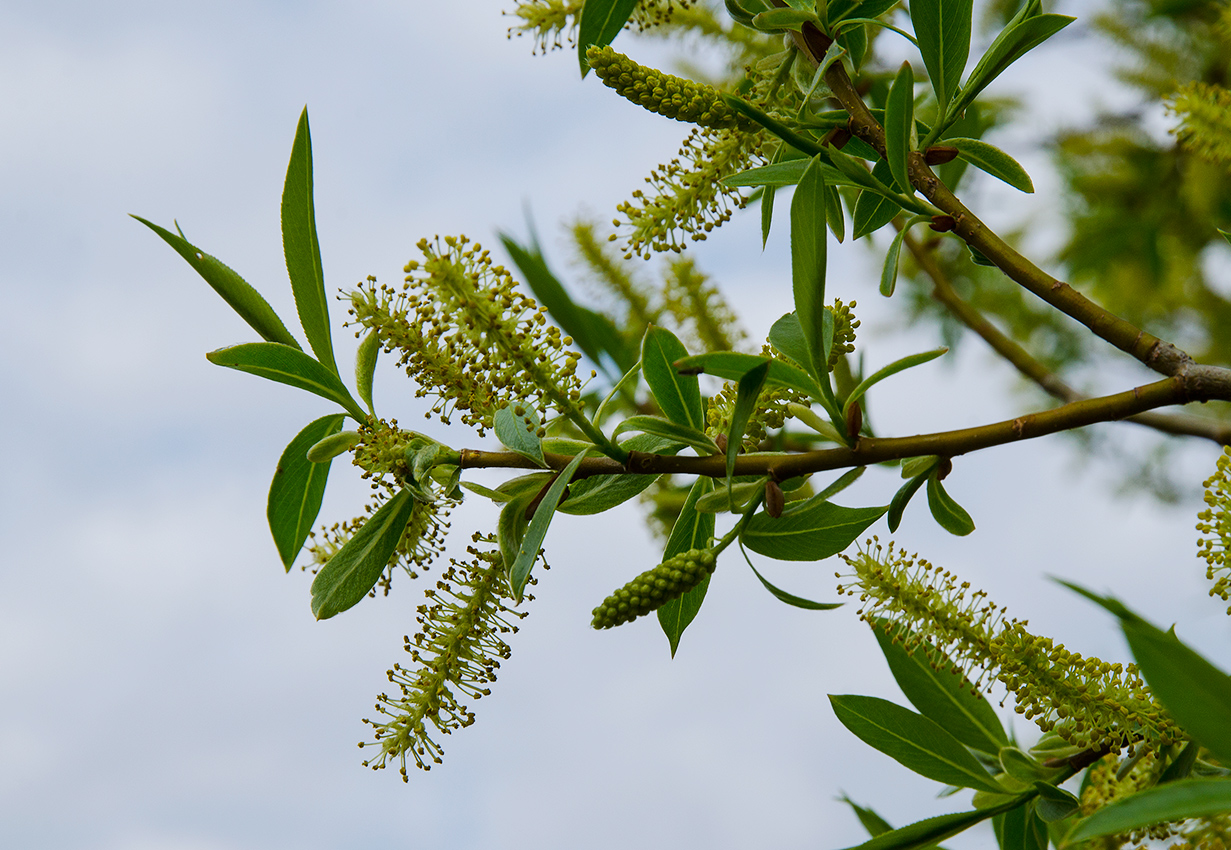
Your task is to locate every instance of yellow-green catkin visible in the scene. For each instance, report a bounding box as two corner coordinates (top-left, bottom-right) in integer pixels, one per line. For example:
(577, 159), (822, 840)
(586, 45), (756, 132)
(706, 347), (806, 451)
(505, 0), (695, 53)
(1197, 447), (1231, 613)
(591, 548), (716, 628)
(828, 299), (860, 371)
(570, 219), (662, 329)
(360, 535), (533, 778)
(662, 256), (745, 352)
(1170, 82), (1231, 168)
(348, 236), (586, 436)
(837, 539), (1181, 752)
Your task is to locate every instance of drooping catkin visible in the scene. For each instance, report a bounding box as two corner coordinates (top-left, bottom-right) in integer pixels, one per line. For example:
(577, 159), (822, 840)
(592, 548), (716, 629)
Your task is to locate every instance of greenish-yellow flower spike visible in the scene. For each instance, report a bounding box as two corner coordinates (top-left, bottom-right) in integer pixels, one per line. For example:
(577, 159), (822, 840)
(838, 539), (1180, 752)
(586, 45), (755, 132)
(592, 548), (716, 629)
(1170, 82), (1231, 168)
(828, 299), (859, 372)
(1197, 446), (1231, 613)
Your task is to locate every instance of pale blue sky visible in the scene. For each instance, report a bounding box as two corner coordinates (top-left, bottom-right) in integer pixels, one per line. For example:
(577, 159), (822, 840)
(0, 2), (1225, 849)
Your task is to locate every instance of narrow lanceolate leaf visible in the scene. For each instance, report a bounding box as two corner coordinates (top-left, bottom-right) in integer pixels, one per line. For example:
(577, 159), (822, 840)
(742, 496), (886, 561)
(872, 621), (1007, 754)
(853, 162), (904, 239)
(926, 473), (975, 536)
(746, 557), (842, 610)
(281, 108), (337, 374)
(841, 797), (1026, 850)
(509, 451), (589, 600)
(310, 488), (416, 619)
(791, 155), (829, 379)
(824, 183), (846, 243)
(881, 226), (907, 297)
(950, 14), (1074, 120)
(1065, 779), (1231, 844)
(840, 796), (894, 838)
(675, 351), (824, 402)
(728, 361), (770, 482)
(657, 477), (717, 656)
(1121, 616), (1231, 766)
(910, 0), (974, 117)
(133, 216), (301, 349)
(945, 137), (1034, 193)
(888, 469), (931, 532)
(829, 694), (1007, 794)
(843, 347), (948, 416)
(206, 342), (366, 421)
(268, 414), (346, 571)
(354, 330), (379, 414)
(885, 62), (916, 196)
(494, 403), (547, 468)
(643, 326), (704, 431)
(558, 434), (679, 515)
(769, 312), (812, 368)
(613, 415), (720, 455)
(997, 802), (1048, 850)
(577, 0), (639, 77)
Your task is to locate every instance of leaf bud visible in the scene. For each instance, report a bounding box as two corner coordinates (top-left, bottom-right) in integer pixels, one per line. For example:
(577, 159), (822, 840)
(306, 430), (362, 463)
(929, 214), (956, 232)
(765, 480), (785, 518)
(924, 145), (959, 165)
(845, 401), (863, 439)
(591, 549), (717, 629)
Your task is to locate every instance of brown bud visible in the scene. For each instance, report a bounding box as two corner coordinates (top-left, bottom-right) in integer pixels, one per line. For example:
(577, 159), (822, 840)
(765, 480), (785, 518)
(924, 145), (959, 165)
(715, 433), (728, 454)
(826, 128), (852, 150)
(937, 457), (953, 480)
(929, 214), (956, 232)
(845, 401), (863, 439)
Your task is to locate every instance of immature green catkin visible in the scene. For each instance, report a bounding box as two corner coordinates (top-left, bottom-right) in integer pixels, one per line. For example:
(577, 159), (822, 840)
(1197, 447), (1231, 613)
(586, 46), (755, 132)
(592, 548), (716, 629)
(838, 539), (1180, 752)
(359, 535), (533, 778)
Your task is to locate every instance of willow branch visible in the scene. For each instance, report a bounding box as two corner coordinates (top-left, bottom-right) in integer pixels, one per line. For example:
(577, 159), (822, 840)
(901, 227), (1231, 445)
(779, 17), (1194, 379)
(461, 365), (1231, 481)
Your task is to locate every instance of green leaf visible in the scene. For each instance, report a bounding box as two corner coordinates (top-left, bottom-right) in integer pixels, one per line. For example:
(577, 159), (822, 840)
(725, 159), (811, 188)
(844, 347), (948, 415)
(815, 467), (866, 501)
(642, 326), (704, 430)
(613, 415), (719, 455)
(721, 95), (828, 160)
(657, 477), (718, 656)
(509, 451), (589, 599)
(829, 694), (1007, 794)
(840, 796), (894, 838)
(494, 403), (547, 468)
(1064, 779), (1231, 844)
(910, 0), (974, 117)
(791, 155), (830, 378)
(872, 621), (1007, 754)
(310, 488), (416, 619)
(675, 351), (824, 402)
(853, 163), (904, 239)
(459, 480), (512, 503)
(950, 14), (1074, 120)
(768, 312), (812, 368)
(881, 226), (907, 297)
(945, 138), (1033, 193)
(354, 330), (379, 414)
(133, 216), (301, 350)
(695, 479), (764, 514)
(1158, 740), (1200, 784)
(267, 414), (346, 571)
(888, 469), (931, 532)
(841, 797), (1026, 850)
(997, 802), (1047, 850)
(746, 556), (842, 610)
(497, 489), (535, 575)
(577, 0), (639, 77)
(926, 473), (975, 536)
(751, 7), (817, 30)
(727, 361), (770, 483)
(1031, 782), (1080, 823)
(281, 108), (336, 375)
(206, 342), (366, 421)
(825, 183), (846, 243)
(885, 62), (916, 197)
(742, 496), (886, 561)
(557, 434), (679, 515)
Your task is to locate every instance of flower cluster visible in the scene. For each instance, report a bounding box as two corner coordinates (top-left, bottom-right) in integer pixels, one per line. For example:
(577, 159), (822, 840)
(614, 126), (762, 260)
(1170, 81), (1231, 168)
(505, 0), (695, 53)
(706, 347), (806, 451)
(828, 299), (860, 371)
(592, 547), (716, 629)
(359, 535), (535, 778)
(586, 46), (755, 132)
(662, 256), (745, 353)
(837, 539), (1180, 752)
(1197, 447), (1231, 613)
(348, 236), (586, 435)
(571, 219), (662, 331)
